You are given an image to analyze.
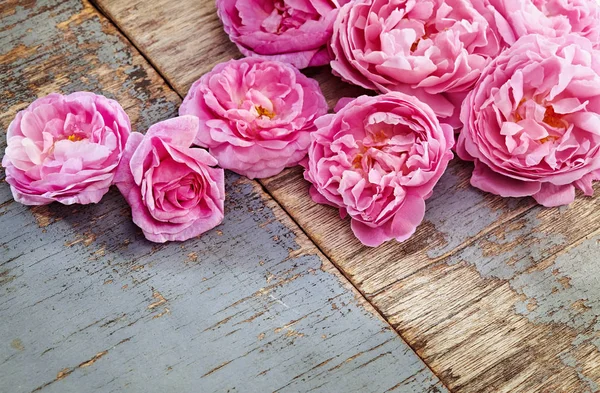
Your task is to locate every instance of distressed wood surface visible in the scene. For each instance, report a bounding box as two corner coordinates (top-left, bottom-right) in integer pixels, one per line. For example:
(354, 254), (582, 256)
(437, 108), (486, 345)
(0, 1), (448, 392)
(93, 0), (600, 391)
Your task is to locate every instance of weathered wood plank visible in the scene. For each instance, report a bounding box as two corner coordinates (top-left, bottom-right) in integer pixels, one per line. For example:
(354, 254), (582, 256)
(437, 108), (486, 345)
(0, 1), (447, 392)
(93, 0), (600, 391)
(90, 0), (368, 107)
(264, 162), (600, 393)
(0, 184), (446, 393)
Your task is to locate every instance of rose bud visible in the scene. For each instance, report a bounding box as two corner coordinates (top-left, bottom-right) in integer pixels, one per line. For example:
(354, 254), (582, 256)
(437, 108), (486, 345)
(114, 116), (225, 243)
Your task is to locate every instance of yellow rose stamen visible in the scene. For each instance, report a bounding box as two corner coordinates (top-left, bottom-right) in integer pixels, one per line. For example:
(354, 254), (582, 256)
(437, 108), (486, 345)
(542, 105), (566, 129)
(256, 106), (276, 119)
(513, 98), (527, 122)
(539, 135), (559, 144)
(372, 130), (388, 143)
(352, 154), (364, 168)
(67, 134), (83, 142)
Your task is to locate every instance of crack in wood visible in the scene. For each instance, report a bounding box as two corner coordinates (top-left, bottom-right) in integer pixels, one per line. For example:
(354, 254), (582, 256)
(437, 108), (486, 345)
(29, 337), (131, 393)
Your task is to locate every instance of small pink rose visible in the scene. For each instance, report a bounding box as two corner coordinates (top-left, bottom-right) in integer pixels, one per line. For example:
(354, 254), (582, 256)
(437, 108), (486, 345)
(217, 0), (349, 68)
(330, 0), (511, 124)
(2, 92), (130, 205)
(114, 116), (225, 243)
(305, 93), (455, 247)
(179, 57), (328, 179)
(458, 34), (600, 207)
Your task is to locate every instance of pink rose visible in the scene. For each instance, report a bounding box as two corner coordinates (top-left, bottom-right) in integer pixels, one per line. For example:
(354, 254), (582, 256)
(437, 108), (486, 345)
(179, 58), (328, 179)
(329, 0), (511, 123)
(2, 92), (130, 205)
(304, 93), (454, 247)
(216, 0), (349, 68)
(489, 0), (600, 46)
(457, 34), (600, 207)
(114, 116), (225, 243)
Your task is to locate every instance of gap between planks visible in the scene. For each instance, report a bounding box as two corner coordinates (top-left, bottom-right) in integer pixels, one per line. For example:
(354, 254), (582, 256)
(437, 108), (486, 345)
(86, 0), (453, 390)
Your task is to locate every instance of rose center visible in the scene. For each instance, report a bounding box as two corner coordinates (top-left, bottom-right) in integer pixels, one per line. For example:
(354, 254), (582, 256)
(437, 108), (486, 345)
(350, 126), (414, 175)
(408, 20), (440, 53)
(272, 1), (317, 33)
(410, 33), (430, 52)
(67, 134), (83, 142)
(63, 122), (88, 143)
(352, 152), (372, 169)
(256, 106), (276, 119)
(542, 105), (566, 130)
(410, 39), (420, 52)
(539, 135), (559, 144)
(46, 131), (85, 157)
(371, 130), (388, 144)
(513, 100), (567, 143)
(513, 98), (526, 122)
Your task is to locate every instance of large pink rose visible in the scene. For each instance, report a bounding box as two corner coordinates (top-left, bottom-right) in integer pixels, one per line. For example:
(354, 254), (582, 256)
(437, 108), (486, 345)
(329, 0), (511, 123)
(114, 116), (225, 243)
(2, 92), (130, 205)
(489, 0), (600, 46)
(457, 34), (600, 207)
(216, 0), (349, 68)
(304, 93), (454, 247)
(179, 58), (327, 179)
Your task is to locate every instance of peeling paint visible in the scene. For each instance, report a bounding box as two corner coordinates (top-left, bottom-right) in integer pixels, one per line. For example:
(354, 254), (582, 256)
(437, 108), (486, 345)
(147, 290), (167, 309)
(425, 161), (531, 259)
(446, 204), (600, 356)
(513, 234), (600, 350)
(10, 338), (24, 351)
(29, 206), (56, 228)
(439, 196), (600, 390)
(447, 210), (567, 280)
(0, 2), (80, 56)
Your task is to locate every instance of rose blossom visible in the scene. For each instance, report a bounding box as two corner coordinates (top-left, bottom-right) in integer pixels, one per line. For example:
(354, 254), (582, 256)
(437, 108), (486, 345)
(329, 0), (511, 123)
(216, 0), (349, 68)
(179, 57), (327, 179)
(114, 116), (225, 243)
(2, 92), (130, 205)
(304, 93), (454, 247)
(488, 0), (600, 46)
(457, 34), (600, 207)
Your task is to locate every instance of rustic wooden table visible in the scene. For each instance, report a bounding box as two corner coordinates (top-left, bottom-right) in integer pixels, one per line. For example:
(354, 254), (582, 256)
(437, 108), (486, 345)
(1, 1), (599, 392)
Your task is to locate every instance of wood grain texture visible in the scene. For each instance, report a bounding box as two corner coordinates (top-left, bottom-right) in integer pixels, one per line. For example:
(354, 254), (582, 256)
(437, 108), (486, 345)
(90, 0), (369, 107)
(93, 0), (600, 391)
(0, 1), (447, 392)
(0, 183), (446, 393)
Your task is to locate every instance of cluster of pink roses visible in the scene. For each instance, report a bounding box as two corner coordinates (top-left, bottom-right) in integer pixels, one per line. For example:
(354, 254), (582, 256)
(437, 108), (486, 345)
(4, 0), (600, 247)
(2, 93), (226, 242)
(2, 58), (326, 243)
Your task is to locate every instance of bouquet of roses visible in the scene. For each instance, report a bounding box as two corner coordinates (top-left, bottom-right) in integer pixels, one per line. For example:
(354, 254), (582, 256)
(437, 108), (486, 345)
(4, 0), (600, 247)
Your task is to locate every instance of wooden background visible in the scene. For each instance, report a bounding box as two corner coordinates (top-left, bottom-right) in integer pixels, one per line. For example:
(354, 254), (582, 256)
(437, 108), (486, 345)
(1, 0), (600, 392)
